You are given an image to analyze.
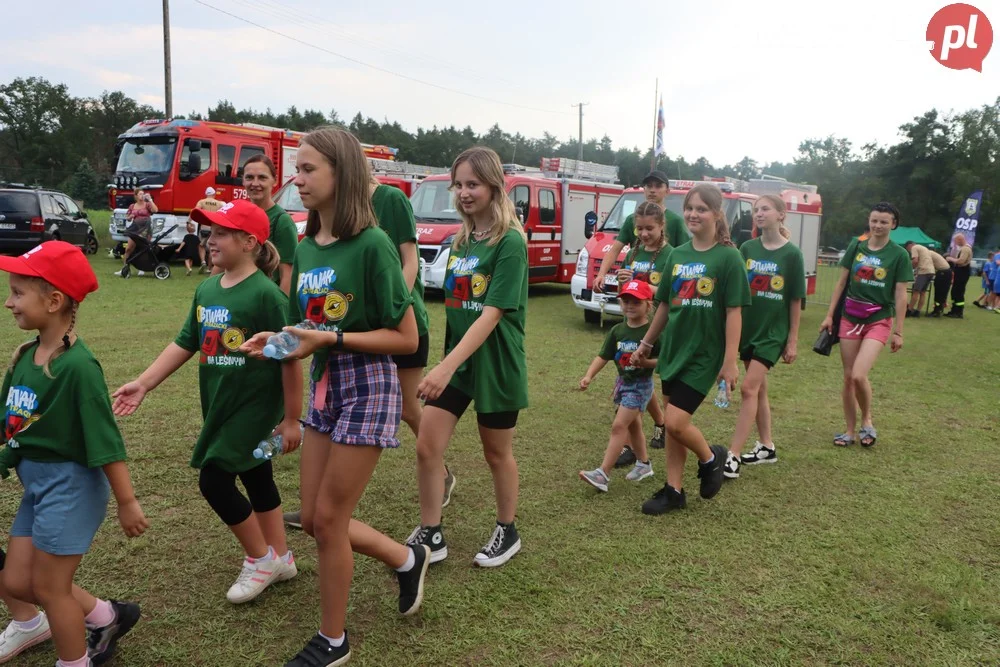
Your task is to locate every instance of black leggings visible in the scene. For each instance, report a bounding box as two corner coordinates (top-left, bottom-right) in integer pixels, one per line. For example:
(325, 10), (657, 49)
(199, 461), (281, 526)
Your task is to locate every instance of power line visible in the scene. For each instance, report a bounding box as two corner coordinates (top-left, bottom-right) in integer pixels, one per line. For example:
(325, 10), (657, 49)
(192, 0), (572, 116)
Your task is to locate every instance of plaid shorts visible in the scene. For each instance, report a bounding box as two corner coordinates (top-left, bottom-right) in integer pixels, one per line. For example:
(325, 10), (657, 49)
(304, 351), (402, 448)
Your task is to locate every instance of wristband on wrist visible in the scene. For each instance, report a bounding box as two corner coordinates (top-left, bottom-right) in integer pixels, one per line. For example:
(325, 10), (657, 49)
(335, 330), (344, 349)
(639, 340), (653, 349)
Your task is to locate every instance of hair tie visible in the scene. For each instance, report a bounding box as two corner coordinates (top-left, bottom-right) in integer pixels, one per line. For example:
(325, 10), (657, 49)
(62, 334), (71, 350)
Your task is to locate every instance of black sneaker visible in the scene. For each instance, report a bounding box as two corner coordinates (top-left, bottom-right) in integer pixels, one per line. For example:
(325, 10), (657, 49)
(285, 633), (351, 667)
(396, 545), (430, 616)
(698, 444), (728, 499)
(650, 425), (665, 449)
(87, 600), (141, 665)
(474, 522), (521, 568)
(723, 452), (740, 479)
(614, 445), (636, 468)
(406, 524), (448, 563)
(442, 466), (456, 508)
(740, 441), (777, 465)
(641, 484), (687, 515)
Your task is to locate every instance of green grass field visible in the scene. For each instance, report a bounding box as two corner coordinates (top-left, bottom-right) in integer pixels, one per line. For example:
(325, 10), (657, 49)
(1, 222), (999, 665)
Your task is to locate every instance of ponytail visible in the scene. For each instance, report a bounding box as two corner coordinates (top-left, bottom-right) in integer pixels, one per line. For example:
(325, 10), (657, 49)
(779, 226), (791, 240)
(715, 214), (735, 248)
(254, 240), (281, 276)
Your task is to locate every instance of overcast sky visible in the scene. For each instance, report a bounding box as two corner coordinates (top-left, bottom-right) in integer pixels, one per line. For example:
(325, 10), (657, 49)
(3, 0), (998, 166)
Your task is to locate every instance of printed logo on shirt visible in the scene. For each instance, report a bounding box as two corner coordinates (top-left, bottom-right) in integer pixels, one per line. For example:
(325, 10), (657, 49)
(4, 385), (39, 443)
(298, 267), (346, 329)
(445, 254), (489, 312)
(852, 253), (888, 288)
(616, 339), (640, 369)
(471, 273), (488, 298)
(197, 305), (246, 367)
(630, 260), (661, 286)
(670, 263), (714, 308)
(746, 258), (785, 301)
(323, 291), (351, 322)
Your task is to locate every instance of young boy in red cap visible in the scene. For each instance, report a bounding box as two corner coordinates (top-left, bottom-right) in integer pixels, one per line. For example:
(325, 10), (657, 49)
(578, 279), (659, 491)
(113, 201), (303, 605)
(0, 241), (148, 667)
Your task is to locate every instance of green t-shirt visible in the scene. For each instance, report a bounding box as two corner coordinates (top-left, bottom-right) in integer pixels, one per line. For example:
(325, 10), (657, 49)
(1, 339), (126, 469)
(265, 204), (299, 286)
(372, 184), (429, 338)
(624, 243), (672, 296)
(175, 271), (288, 473)
(739, 238), (807, 364)
(654, 242), (752, 395)
(443, 228), (529, 413)
(599, 321), (660, 382)
(838, 239), (914, 325)
(289, 227), (414, 381)
(616, 209), (689, 249)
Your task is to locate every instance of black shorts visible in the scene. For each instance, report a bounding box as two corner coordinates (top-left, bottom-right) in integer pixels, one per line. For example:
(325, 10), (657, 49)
(740, 349), (775, 370)
(393, 333), (429, 369)
(661, 379), (707, 416)
(425, 383), (519, 429)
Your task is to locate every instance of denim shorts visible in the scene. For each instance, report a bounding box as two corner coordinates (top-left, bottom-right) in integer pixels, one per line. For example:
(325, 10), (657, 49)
(304, 351), (402, 448)
(613, 376), (655, 411)
(11, 459), (110, 555)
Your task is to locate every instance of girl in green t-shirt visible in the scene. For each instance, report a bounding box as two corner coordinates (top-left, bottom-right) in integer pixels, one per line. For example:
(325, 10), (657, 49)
(727, 195), (806, 479)
(114, 200), (303, 607)
(407, 147), (528, 571)
(0, 241), (148, 666)
(241, 128), (425, 667)
(632, 184), (750, 515)
(820, 202), (912, 448)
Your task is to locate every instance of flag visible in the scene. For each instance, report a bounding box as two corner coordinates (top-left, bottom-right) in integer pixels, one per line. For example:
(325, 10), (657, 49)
(949, 189), (983, 251)
(653, 96), (665, 157)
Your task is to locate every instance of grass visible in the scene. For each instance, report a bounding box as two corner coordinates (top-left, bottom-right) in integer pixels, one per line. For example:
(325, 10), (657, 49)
(1, 241), (999, 666)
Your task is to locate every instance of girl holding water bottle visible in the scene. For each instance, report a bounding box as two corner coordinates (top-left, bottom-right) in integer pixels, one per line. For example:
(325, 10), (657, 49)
(241, 127), (426, 667)
(631, 184), (750, 515)
(113, 200), (302, 605)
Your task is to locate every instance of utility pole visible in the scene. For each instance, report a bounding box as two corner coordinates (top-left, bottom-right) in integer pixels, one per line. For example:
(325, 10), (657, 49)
(163, 0), (173, 118)
(572, 103), (588, 161)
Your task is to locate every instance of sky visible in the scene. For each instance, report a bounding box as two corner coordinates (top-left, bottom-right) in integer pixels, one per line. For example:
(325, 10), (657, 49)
(2, 0), (999, 167)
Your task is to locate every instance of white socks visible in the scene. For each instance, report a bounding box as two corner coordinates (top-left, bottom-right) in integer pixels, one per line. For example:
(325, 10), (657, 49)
(394, 548), (416, 573)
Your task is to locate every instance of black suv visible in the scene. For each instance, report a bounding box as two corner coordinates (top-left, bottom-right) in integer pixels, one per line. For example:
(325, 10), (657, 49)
(0, 185), (99, 255)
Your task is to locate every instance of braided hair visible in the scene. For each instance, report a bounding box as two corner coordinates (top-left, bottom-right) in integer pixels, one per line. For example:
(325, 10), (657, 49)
(7, 280), (78, 379)
(626, 201), (668, 268)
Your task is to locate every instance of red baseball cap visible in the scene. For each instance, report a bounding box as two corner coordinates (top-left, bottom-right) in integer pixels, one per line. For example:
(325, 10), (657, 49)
(0, 241), (99, 303)
(619, 279), (654, 301)
(191, 200), (270, 244)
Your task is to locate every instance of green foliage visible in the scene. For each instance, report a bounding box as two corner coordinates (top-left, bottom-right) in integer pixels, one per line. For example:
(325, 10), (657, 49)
(66, 158), (106, 209)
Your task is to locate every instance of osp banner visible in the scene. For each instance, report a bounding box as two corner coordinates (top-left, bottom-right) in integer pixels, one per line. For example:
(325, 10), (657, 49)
(951, 189), (983, 249)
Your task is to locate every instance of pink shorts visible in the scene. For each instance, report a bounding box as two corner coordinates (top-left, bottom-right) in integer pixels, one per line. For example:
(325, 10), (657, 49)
(838, 317), (892, 344)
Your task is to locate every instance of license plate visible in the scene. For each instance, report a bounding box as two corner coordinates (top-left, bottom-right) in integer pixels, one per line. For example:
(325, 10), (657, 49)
(0, 224), (15, 230)
(603, 274), (619, 286)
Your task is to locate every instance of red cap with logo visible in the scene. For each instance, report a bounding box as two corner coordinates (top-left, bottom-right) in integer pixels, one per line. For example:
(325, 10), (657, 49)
(0, 241), (99, 303)
(618, 279), (654, 301)
(191, 200), (270, 244)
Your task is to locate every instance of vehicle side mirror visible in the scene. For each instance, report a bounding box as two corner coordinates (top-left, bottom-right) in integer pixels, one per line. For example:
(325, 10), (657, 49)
(584, 211), (598, 239)
(184, 139), (203, 177)
(76, 210), (88, 220)
(515, 206), (525, 224)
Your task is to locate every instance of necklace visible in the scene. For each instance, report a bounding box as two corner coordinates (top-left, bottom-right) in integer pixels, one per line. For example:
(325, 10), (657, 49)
(472, 228), (492, 241)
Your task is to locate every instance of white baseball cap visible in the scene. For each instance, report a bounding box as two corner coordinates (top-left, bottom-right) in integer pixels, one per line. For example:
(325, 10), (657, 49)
(205, 187), (216, 196)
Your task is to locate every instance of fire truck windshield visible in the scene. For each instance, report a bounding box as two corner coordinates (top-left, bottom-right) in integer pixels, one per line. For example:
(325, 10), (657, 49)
(600, 193), (684, 232)
(274, 182), (305, 213)
(410, 180), (461, 222)
(115, 138), (177, 174)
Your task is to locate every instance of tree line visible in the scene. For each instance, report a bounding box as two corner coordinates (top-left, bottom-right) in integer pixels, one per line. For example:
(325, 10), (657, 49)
(1, 76), (996, 249)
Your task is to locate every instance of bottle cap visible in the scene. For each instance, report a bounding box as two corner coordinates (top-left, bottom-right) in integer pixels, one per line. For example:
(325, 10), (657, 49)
(253, 448), (265, 459)
(263, 344), (278, 359)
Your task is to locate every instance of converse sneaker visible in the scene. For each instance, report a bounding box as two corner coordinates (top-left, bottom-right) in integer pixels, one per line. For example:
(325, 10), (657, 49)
(284, 633), (350, 667)
(0, 613), (51, 663)
(283, 510), (303, 529)
(474, 522), (521, 568)
(740, 441), (777, 465)
(641, 484), (687, 515)
(226, 552), (283, 604)
(649, 425), (665, 449)
(613, 445), (636, 468)
(579, 467), (610, 492)
(698, 444), (728, 499)
(87, 600), (140, 665)
(396, 545), (430, 616)
(406, 524), (448, 564)
(442, 466), (457, 508)
(723, 452), (740, 479)
(625, 460), (653, 482)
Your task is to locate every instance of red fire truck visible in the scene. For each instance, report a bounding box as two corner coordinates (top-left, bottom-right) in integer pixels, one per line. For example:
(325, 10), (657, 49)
(409, 158), (623, 290)
(106, 119), (425, 246)
(570, 176), (821, 323)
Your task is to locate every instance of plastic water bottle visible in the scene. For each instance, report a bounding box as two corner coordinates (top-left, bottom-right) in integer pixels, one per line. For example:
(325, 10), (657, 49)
(713, 379), (730, 409)
(263, 321), (318, 360)
(253, 425), (305, 460)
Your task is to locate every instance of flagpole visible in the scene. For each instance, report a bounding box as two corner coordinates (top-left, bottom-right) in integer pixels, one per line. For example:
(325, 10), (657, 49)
(650, 78), (658, 171)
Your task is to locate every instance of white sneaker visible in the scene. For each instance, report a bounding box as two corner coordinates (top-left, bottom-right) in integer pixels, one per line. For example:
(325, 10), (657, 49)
(112, 268), (124, 276)
(0, 613), (51, 663)
(226, 553), (283, 604)
(626, 460), (653, 482)
(136, 270), (146, 276)
(275, 551), (298, 582)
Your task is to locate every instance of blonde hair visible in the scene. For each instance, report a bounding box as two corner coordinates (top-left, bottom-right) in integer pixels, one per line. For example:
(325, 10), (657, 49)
(450, 147), (526, 249)
(754, 194), (791, 240)
(627, 201), (668, 266)
(8, 278), (78, 379)
(300, 127), (378, 239)
(684, 184), (734, 248)
(231, 230), (280, 276)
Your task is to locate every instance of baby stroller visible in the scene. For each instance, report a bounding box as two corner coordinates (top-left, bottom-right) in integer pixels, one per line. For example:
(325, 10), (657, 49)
(122, 225), (178, 279)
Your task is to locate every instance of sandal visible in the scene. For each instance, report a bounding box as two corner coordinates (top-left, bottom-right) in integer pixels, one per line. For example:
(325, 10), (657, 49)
(833, 433), (855, 447)
(859, 425), (877, 448)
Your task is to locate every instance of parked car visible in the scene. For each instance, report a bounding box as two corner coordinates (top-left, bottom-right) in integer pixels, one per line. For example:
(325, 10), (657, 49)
(971, 255), (989, 275)
(0, 185), (98, 255)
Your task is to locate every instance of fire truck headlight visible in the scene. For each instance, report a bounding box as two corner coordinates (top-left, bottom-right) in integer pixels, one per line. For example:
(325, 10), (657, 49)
(575, 248), (589, 276)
